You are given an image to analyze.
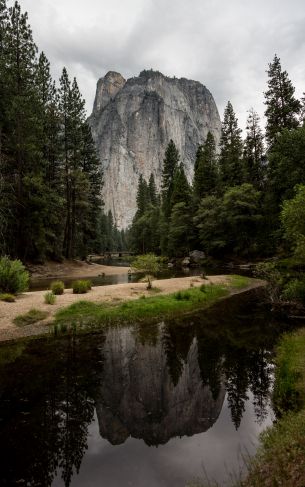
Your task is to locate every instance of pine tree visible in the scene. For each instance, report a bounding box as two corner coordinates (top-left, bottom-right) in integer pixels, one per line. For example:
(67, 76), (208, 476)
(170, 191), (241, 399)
(148, 173), (158, 206)
(171, 164), (191, 208)
(219, 102), (244, 189)
(135, 175), (149, 218)
(264, 54), (300, 146)
(3, 1), (48, 259)
(161, 140), (179, 218)
(243, 109), (265, 189)
(193, 132), (217, 200)
(300, 93), (305, 125)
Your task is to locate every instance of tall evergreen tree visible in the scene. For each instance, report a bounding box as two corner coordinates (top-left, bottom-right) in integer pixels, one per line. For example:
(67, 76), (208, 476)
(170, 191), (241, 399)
(148, 173), (158, 206)
(3, 1), (49, 259)
(171, 164), (191, 208)
(219, 102), (244, 188)
(243, 109), (265, 189)
(193, 132), (217, 200)
(264, 54), (300, 147)
(161, 140), (179, 218)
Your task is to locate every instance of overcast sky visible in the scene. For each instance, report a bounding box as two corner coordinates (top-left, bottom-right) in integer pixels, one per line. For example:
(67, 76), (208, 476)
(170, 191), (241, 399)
(17, 0), (305, 130)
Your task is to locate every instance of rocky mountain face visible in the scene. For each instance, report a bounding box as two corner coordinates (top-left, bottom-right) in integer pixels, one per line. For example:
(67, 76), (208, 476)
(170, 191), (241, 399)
(94, 325), (225, 446)
(89, 70), (221, 228)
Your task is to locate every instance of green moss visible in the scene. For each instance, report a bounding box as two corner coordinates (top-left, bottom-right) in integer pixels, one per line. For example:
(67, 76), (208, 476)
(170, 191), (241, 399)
(14, 309), (49, 327)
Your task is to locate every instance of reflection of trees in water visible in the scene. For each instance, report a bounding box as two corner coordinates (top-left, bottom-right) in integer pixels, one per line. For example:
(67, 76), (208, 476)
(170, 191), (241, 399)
(0, 292), (291, 486)
(162, 322), (195, 386)
(0, 335), (104, 487)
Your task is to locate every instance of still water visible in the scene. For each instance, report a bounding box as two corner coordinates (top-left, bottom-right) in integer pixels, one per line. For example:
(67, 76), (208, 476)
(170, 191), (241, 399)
(0, 290), (295, 486)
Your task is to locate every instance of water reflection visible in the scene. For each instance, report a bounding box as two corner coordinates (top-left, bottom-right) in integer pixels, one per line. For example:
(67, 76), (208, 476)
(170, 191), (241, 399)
(0, 290), (294, 486)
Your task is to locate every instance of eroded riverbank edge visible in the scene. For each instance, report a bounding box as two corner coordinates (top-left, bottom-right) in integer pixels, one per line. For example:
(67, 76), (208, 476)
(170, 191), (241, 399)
(0, 276), (265, 344)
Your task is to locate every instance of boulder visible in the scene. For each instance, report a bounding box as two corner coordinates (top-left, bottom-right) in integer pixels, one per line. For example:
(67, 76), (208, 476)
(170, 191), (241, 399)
(189, 250), (206, 263)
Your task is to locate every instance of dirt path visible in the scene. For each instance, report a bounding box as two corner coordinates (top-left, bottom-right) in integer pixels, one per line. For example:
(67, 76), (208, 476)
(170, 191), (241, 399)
(0, 276), (264, 343)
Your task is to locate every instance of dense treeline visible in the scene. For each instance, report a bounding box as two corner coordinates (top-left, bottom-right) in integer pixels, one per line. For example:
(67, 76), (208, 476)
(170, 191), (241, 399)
(129, 54), (305, 260)
(0, 0), (123, 262)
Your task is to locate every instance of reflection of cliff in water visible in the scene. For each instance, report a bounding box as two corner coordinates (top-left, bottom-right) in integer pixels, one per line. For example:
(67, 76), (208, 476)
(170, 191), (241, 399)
(95, 326), (225, 446)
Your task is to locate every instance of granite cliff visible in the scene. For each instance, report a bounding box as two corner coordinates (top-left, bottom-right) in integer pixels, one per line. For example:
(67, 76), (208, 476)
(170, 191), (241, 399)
(89, 70), (221, 228)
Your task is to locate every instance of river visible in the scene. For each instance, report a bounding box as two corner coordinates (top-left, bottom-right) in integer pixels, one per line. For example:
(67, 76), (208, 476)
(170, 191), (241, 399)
(0, 289), (296, 486)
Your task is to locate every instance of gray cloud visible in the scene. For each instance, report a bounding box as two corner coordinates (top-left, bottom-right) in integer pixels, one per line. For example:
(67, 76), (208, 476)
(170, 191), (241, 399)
(18, 0), (305, 130)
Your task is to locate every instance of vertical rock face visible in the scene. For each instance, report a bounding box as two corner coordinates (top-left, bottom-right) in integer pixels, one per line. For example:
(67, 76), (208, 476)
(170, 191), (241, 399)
(94, 325), (225, 446)
(89, 70), (221, 228)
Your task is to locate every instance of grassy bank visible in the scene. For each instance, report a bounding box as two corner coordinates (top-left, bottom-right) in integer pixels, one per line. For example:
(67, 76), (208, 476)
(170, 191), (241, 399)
(238, 328), (305, 487)
(54, 283), (230, 330)
(53, 276), (253, 334)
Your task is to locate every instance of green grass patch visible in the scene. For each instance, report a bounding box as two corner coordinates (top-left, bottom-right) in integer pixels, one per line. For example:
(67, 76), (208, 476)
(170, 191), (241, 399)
(44, 291), (56, 305)
(273, 329), (305, 413)
(0, 293), (15, 302)
(55, 284), (229, 329)
(228, 275), (251, 289)
(241, 409), (305, 487)
(14, 308), (49, 327)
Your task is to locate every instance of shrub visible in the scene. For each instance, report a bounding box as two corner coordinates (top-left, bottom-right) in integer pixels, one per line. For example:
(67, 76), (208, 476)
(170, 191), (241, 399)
(50, 281), (64, 295)
(44, 292), (56, 305)
(14, 309), (49, 327)
(0, 293), (16, 302)
(174, 290), (191, 301)
(0, 256), (29, 294)
(282, 279), (305, 304)
(132, 254), (163, 289)
(200, 284), (207, 293)
(72, 280), (91, 294)
(83, 280), (92, 290)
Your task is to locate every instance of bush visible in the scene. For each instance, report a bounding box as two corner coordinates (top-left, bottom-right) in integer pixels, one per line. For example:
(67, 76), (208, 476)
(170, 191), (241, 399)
(83, 279), (92, 290)
(282, 279), (305, 304)
(14, 309), (49, 327)
(44, 292), (56, 305)
(50, 281), (64, 295)
(72, 280), (91, 294)
(0, 293), (16, 302)
(0, 256), (29, 294)
(174, 290), (191, 301)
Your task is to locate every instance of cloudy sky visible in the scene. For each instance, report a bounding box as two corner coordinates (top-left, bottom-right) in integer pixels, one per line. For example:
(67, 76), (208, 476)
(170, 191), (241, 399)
(17, 0), (305, 129)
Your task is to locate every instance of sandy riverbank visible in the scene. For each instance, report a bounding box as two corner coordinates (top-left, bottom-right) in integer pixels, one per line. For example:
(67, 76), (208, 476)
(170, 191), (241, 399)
(0, 275), (264, 343)
(28, 259), (130, 281)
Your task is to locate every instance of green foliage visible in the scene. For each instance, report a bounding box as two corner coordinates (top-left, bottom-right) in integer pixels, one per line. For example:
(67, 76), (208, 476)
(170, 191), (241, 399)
(132, 253), (163, 289)
(14, 308), (49, 327)
(161, 140), (180, 218)
(50, 281), (64, 295)
(264, 54), (301, 147)
(193, 132), (218, 200)
(281, 184), (305, 260)
(281, 279), (305, 304)
(0, 293), (15, 302)
(72, 280), (91, 294)
(243, 109), (265, 189)
(195, 185), (261, 256)
(0, 256), (29, 293)
(254, 261), (284, 302)
(219, 101), (244, 188)
(44, 291), (56, 305)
